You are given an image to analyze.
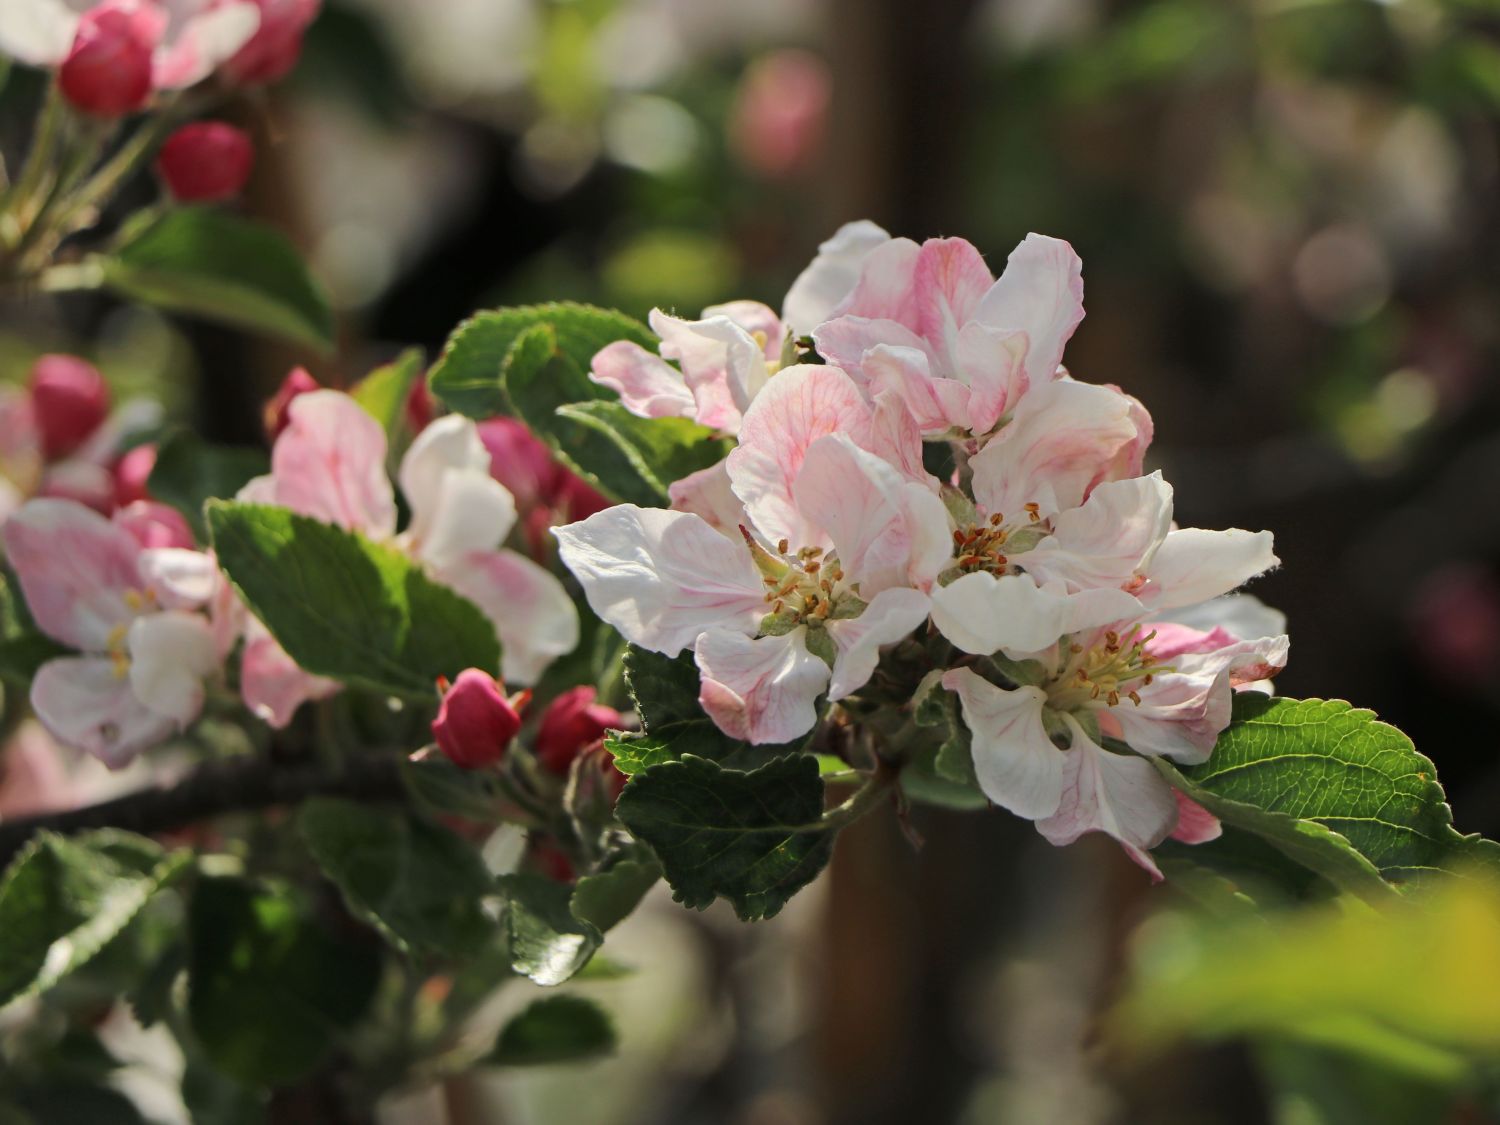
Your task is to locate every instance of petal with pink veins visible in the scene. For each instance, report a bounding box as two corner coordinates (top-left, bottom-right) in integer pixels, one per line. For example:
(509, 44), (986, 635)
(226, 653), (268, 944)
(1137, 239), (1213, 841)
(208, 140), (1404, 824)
(1138, 528), (1279, 613)
(273, 391), (396, 537)
(591, 341), (696, 420)
(974, 234), (1085, 385)
(1022, 472), (1174, 593)
(969, 379), (1142, 520)
(649, 310), (762, 431)
(825, 587), (930, 699)
(727, 364), (875, 549)
(912, 237), (994, 343)
(953, 323), (1028, 434)
(554, 506), (765, 655)
(126, 610), (218, 726)
(694, 627), (829, 744)
(833, 238), (922, 329)
(31, 656), (175, 769)
(811, 315), (926, 383)
(434, 548), (580, 686)
(1170, 791), (1222, 844)
(703, 300), (783, 360)
(1035, 717), (1178, 881)
(930, 571), (1142, 657)
(861, 345), (972, 435)
(240, 618), (340, 728)
(668, 461), (744, 536)
(2, 499), (145, 651)
(781, 220), (891, 333)
(942, 668), (1063, 819)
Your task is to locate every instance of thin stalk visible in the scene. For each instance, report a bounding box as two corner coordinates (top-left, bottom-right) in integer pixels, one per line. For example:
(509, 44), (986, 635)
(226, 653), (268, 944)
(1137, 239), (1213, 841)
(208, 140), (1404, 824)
(1, 82), (65, 237)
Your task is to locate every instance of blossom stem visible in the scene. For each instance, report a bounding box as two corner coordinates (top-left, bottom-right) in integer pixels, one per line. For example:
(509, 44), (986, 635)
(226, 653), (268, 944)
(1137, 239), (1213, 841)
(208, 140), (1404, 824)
(818, 762), (898, 831)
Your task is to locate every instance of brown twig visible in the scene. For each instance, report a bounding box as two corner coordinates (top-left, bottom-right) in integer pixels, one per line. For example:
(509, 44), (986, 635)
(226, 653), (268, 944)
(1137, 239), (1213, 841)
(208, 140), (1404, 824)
(0, 752), (409, 867)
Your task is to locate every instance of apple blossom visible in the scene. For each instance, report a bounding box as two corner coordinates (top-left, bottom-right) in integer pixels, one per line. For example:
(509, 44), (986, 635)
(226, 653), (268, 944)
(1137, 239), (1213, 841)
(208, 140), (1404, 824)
(590, 221), (891, 436)
(814, 232), (1086, 437)
(557, 365), (946, 744)
(2, 498), (225, 766)
(0, 0), (260, 92)
(943, 612), (1288, 877)
(236, 390), (579, 725)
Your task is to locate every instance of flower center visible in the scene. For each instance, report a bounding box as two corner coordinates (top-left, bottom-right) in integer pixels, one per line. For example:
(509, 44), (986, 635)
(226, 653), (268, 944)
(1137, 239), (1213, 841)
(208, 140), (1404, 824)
(947, 505), (1049, 578)
(1047, 626), (1165, 712)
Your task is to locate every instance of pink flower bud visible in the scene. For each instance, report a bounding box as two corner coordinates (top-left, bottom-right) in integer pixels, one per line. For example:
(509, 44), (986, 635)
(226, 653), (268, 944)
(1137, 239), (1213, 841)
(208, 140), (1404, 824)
(477, 417), (554, 512)
(114, 499), (195, 550)
(156, 122), (254, 203)
(114, 443), (157, 506)
(405, 377), (435, 434)
(29, 355), (109, 461)
(432, 669), (524, 769)
(220, 0), (320, 86)
(58, 0), (165, 119)
(264, 366), (319, 439)
(534, 686), (622, 776)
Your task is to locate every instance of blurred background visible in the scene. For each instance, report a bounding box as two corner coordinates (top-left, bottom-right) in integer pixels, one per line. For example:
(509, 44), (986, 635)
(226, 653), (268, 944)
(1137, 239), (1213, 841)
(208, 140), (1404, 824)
(7, 0), (1500, 1121)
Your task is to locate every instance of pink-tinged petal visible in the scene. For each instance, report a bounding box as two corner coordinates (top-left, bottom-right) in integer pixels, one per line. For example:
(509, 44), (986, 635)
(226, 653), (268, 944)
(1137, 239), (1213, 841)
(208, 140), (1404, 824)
(407, 469), (517, 572)
(781, 219), (891, 333)
(668, 460), (744, 536)
(792, 434), (948, 595)
(434, 548), (579, 686)
(126, 610), (217, 726)
(207, 569), (245, 661)
(236, 473), (277, 505)
(1035, 718), (1178, 881)
(974, 234), (1085, 384)
(954, 324), (1029, 435)
(0, 0), (81, 66)
(1138, 528), (1279, 613)
(0, 721), (76, 818)
(1170, 791), (1222, 844)
(273, 390), (396, 537)
(477, 416), (556, 512)
(869, 390), (930, 484)
(694, 628), (829, 744)
(1143, 623), (1238, 662)
(811, 315), (927, 381)
(912, 237), (994, 344)
(702, 300), (784, 361)
(1111, 633), (1290, 763)
(825, 587), (930, 699)
(650, 310), (759, 430)
(114, 500), (195, 550)
(727, 364), (874, 549)
(590, 341), (696, 421)
(137, 547), (218, 608)
(930, 571), (1142, 657)
(1023, 473), (1175, 593)
(861, 344), (972, 435)
(969, 379), (1142, 519)
(1160, 593), (1286, 644)
(37, 459), (116, 511)
(31, 657), (175, 769)
(152, 2), (260, 88)
(943, 669), (1063, 818)
(240, 617), (338, 728)
(2, 499), (143, 650)
(554, 506), (764, 654)
(835, 237), (923, 330)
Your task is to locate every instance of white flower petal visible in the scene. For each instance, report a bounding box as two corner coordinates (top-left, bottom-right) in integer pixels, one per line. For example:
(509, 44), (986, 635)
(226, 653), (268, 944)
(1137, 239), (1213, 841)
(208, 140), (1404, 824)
(781, 220), (891, 333)
(31, 656), (175, 769)
(943, 668), (1063, 819)
(825, 587), (930, 699)
(694, 627), (829, 744)
(930, 571), (1141, 656)
(126, 611), (217, 726)
(1140, 527), (1278, 613)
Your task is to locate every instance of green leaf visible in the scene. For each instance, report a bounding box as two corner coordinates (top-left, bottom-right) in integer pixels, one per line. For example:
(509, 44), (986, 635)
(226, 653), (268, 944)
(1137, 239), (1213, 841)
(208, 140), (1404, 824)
(0, 632), (70, 686)
(1165, 695), (1499, 899)
(188, 876), (381, 1087)
(100, 208), (334, 352)
(615, 754), (834, 922)
(615, 645), (791, 772)
(554, 401), (729, 501)
(569, 858), (660, 933)
(298, 799), (495, 958)
(147, 430), (268, 542)
(902, 669), (983, 808)
(398, 756), (507, 824)
(490, 995), (616, 1066)
(428, 303), (653, 420)
(497, 874), (601, 987)
(207, 501), (500, 700)
(351, 348), (425, 438)
(0, 831), (188, 1010)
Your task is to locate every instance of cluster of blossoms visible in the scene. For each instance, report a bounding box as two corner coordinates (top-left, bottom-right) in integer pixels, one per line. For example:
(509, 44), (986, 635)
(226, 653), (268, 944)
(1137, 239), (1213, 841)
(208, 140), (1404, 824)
(556, 222), (1289, 876)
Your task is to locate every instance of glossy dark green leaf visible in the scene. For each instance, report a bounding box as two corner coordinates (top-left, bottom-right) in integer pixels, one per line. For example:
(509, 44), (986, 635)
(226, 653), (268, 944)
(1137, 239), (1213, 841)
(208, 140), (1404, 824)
(490, 995), (616, 1066)
(497, 874), (601, 987)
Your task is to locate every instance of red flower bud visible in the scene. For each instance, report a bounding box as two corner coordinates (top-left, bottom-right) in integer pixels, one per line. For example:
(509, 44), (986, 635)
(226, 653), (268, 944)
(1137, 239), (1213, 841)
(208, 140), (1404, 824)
(534, 686), (623, 775)
(113, 443), (156, 506)
(264, 366), (319, 440)
(156, 122), (254, 203)
(221, 0), (321, 86)
(58, 0), (164, 119)
(30, 355), (109, 461)
(432, 669), (523, 769)
(405, 377), (434, 434)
